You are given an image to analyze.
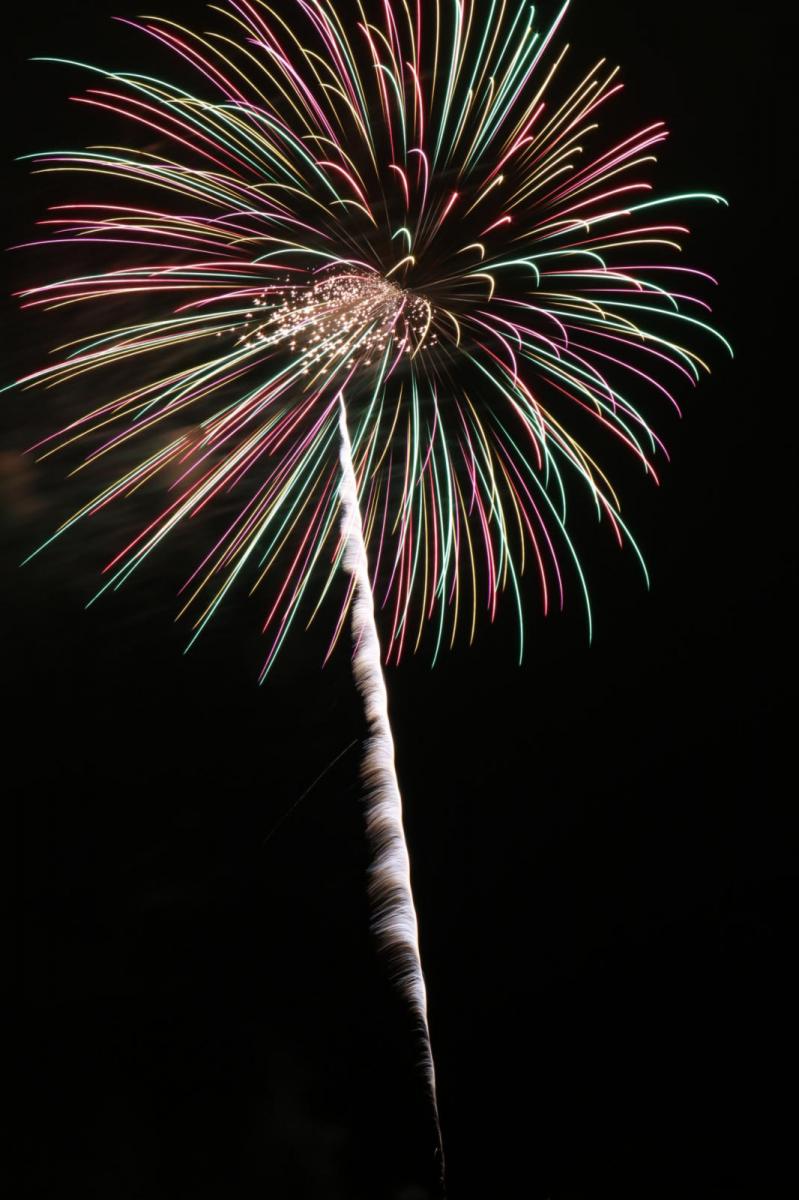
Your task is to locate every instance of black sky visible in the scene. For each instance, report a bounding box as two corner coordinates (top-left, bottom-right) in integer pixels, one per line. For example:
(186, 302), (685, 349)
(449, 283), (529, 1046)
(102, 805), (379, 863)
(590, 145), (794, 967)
(4, 2), (795, 1197)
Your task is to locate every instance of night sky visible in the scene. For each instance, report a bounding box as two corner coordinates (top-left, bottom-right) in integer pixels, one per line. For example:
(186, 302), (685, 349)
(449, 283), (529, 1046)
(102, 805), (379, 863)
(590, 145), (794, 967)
(5, 2), (795, 1196)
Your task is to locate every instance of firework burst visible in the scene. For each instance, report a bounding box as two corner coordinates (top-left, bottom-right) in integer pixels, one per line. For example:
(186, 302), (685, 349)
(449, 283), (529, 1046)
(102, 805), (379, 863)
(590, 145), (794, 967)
(10, 0), (728, 1183)
(14, 0), (729, 672)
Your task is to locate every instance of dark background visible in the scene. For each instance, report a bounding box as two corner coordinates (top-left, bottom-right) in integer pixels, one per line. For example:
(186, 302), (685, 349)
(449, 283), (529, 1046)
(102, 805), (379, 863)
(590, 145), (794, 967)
(4, 2), (795, 1196)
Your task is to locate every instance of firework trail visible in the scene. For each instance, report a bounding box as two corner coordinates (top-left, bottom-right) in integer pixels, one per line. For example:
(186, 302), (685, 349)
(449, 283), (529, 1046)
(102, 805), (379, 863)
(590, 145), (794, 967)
(338, 393), (444, 1173)
(9, 0), (728, 1182)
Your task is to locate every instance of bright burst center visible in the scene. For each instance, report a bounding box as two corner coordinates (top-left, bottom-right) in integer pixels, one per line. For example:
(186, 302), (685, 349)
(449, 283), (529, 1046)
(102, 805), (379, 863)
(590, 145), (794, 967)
(238, 270), (437, 378)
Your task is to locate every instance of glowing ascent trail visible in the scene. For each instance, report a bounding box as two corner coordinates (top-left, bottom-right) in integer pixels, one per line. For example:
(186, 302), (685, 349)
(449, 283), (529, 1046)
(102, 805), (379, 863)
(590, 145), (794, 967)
(337, 396), (445, 1181)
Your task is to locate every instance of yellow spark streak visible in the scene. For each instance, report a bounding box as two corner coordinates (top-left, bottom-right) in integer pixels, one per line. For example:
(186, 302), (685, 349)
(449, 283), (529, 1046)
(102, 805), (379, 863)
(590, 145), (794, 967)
(465, 272), (496, 301)
(458, 242), (486, 259)
(385, 255), (415, 278)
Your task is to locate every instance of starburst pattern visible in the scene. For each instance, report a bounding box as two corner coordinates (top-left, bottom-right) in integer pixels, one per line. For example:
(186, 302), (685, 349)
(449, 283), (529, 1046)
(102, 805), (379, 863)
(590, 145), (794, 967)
(9, 6), (731, 1186)
(12, 0), (729, 679)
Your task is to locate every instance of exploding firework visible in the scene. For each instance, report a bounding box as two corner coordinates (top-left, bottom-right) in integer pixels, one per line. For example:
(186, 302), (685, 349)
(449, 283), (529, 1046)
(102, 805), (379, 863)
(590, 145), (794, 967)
(9, 0), (728, 1183)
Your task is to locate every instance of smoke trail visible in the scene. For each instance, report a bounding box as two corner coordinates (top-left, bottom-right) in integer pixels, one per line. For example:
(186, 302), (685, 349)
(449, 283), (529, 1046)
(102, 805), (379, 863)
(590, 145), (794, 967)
(337, 395), (445, 1187)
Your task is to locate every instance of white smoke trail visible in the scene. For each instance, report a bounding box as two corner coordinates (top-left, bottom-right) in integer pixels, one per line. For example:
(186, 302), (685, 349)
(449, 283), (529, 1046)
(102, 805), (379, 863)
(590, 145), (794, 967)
(337, 395), (445, 1184)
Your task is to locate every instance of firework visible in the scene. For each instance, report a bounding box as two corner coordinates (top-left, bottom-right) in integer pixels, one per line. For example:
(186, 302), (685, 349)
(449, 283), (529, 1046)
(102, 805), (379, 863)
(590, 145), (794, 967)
(10, 0), (728, 1182)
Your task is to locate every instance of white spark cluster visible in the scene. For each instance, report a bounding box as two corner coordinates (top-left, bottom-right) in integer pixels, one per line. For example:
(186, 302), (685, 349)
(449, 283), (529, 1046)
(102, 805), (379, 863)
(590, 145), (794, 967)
(238, 270), (437, 372)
